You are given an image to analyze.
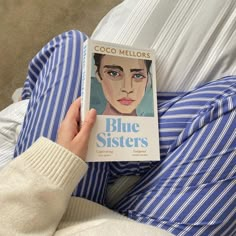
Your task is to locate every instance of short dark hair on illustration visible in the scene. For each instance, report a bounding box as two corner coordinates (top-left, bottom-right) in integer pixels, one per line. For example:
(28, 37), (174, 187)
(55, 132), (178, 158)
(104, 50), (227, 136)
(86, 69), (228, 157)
(93, 53), (152, 73)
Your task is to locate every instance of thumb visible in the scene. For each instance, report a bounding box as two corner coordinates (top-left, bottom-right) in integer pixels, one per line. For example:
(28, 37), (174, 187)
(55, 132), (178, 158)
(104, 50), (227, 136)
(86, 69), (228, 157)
(75, 108), (97, 145)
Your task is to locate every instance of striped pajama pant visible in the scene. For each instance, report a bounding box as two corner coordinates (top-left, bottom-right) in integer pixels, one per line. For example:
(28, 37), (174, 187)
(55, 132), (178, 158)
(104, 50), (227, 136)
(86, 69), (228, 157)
(14, 30), (236, 236)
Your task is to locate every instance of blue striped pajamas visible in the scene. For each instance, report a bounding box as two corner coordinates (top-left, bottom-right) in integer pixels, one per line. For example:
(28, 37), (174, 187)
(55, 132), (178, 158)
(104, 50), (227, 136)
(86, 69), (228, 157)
(14, 30), (236, 236)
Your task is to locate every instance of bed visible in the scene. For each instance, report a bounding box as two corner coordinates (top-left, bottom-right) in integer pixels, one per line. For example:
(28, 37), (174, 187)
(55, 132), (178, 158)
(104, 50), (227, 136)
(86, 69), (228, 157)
(0, 0), (235, 205)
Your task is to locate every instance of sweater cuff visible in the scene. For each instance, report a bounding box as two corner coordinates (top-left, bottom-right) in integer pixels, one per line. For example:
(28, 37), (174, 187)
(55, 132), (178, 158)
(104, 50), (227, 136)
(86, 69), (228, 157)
(19, 137), (88, 194)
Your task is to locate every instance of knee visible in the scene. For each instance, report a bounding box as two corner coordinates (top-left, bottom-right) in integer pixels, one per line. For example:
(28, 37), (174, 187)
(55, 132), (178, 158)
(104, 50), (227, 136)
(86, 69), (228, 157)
(57, 30), (88, 50)
(32, 30), (88, 66)
(64, 30), (88, 43)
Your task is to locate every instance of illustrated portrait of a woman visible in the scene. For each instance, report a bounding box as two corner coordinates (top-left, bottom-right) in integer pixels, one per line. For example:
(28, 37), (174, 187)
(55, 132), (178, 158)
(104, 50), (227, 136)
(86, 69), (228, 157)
(90, 53), (154, 117)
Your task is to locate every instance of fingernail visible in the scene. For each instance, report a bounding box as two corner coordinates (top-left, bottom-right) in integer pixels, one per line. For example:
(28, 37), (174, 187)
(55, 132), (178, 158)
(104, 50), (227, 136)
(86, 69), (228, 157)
(90, 108), (97, 113)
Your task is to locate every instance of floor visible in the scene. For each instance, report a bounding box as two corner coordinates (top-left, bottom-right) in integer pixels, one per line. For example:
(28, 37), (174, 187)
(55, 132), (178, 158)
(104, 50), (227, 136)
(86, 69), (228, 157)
(0, 0), (121, 110)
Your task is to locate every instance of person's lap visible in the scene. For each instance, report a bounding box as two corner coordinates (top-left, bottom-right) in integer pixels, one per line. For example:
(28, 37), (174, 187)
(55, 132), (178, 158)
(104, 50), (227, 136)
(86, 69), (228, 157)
(112, 77), (236, 235)
(14, 30), (236, 235)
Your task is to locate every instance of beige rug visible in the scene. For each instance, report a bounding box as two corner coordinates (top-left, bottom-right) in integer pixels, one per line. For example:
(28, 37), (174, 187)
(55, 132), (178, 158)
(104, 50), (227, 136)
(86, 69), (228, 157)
(0, 0), (121, 110)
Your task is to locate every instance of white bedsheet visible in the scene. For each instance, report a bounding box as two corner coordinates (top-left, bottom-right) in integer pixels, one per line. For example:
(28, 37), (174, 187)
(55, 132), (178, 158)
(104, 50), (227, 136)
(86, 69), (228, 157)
(0, 99), (28, 169)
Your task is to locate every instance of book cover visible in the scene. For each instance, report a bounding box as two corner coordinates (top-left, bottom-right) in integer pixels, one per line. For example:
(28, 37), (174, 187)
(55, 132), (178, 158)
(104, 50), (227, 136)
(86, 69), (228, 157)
(81, 39), (160, 162)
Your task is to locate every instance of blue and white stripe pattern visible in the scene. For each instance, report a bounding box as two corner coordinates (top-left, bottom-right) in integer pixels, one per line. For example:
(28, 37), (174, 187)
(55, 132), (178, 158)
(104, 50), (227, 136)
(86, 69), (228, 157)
(111, 78), (236, 236)
(14, 30), (236, 235)
(14, 30), (110, 204)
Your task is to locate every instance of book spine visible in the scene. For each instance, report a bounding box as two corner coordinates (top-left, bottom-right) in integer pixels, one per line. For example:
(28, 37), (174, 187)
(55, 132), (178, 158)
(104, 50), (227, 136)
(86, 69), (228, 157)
(80, 39), (89, 123)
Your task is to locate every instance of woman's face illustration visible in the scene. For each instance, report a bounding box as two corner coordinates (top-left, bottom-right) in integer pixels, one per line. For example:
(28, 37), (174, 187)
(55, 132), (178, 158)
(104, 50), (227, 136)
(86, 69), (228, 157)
(96, 55), (148, 114)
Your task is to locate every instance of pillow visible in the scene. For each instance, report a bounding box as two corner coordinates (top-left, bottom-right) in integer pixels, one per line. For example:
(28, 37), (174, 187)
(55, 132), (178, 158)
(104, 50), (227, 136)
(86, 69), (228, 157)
(91, 0), (236, 92)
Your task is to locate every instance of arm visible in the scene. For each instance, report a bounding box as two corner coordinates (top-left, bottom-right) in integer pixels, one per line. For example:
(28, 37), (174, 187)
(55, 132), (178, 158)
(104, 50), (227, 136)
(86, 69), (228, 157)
(0, 98), (96, 236)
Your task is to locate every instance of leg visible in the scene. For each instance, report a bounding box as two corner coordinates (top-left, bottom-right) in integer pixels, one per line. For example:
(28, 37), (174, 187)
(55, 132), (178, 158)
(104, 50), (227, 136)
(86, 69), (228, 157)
(14, 30), (109, 204)
(113, 76), (236, 235)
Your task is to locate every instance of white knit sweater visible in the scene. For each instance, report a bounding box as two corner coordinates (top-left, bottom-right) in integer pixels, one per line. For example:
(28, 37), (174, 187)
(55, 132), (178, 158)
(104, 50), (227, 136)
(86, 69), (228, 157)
(0, 137), (172, 236)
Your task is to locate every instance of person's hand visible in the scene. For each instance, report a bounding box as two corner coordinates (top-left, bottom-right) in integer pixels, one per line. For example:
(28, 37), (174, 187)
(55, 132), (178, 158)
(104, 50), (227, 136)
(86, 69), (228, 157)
(57, 97), (96, 161)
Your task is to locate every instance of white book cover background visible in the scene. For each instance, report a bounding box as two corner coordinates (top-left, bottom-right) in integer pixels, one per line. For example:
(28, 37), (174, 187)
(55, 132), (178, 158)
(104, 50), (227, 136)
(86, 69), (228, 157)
(81, 39), (160, 162)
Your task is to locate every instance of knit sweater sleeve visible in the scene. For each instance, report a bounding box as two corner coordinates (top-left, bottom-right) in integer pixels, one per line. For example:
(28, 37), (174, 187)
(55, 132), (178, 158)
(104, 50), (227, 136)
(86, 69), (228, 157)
(0, 137), (88, 236)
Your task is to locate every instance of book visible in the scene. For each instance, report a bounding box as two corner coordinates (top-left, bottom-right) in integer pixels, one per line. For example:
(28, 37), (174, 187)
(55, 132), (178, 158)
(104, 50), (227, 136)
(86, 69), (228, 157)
(81, 39), (160, 162)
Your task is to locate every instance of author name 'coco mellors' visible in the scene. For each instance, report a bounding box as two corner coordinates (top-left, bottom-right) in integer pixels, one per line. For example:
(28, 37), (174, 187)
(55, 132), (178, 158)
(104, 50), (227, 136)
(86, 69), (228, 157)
(96, 118), (148, 148)
(94, 45), (151, 59)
